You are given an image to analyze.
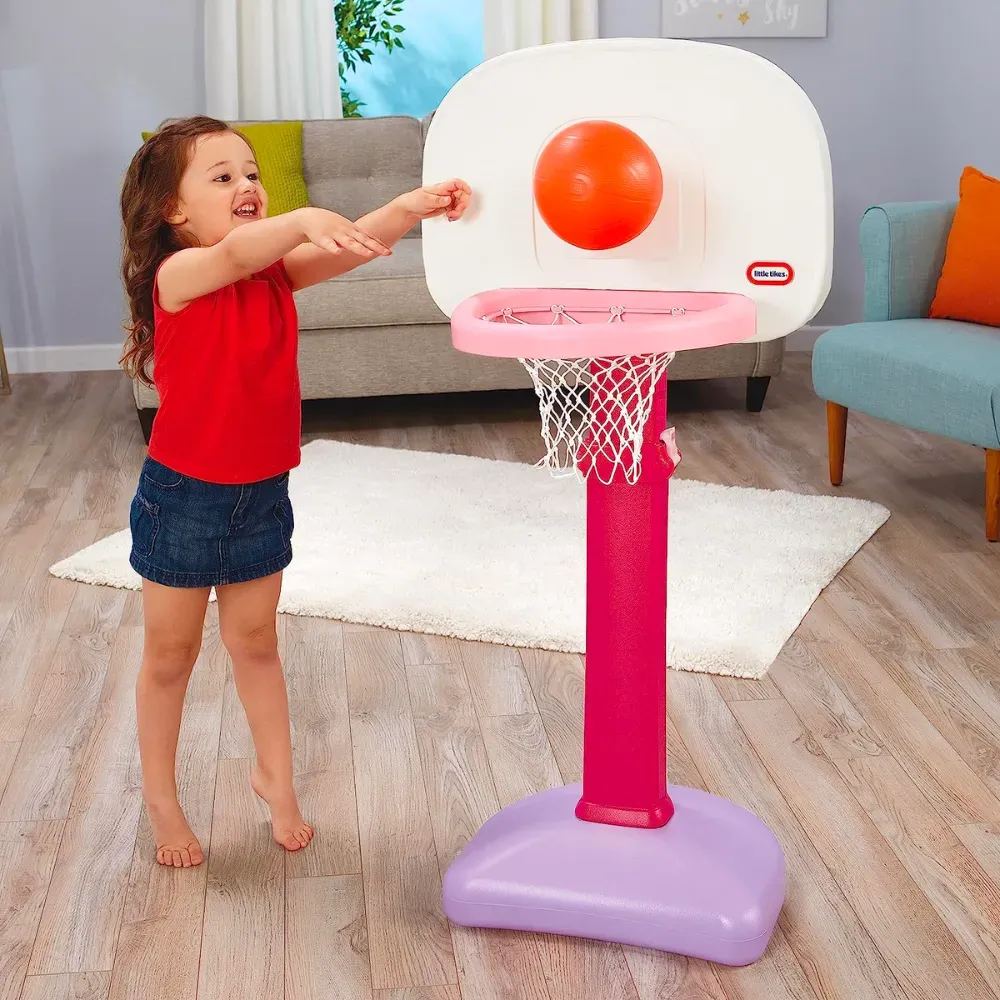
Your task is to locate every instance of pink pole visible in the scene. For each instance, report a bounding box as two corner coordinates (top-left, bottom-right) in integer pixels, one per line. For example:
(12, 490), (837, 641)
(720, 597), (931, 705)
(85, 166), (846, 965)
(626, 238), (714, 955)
(575, 365), (675, 829)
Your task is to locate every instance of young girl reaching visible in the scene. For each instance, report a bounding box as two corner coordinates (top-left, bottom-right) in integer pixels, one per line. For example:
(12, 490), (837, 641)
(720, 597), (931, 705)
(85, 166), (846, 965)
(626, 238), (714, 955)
(120, 116), (470, 868)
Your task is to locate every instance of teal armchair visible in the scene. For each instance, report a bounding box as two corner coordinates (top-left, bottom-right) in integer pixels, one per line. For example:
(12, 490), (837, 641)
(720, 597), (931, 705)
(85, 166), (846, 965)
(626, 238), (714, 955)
(812, 202), (1000, 541)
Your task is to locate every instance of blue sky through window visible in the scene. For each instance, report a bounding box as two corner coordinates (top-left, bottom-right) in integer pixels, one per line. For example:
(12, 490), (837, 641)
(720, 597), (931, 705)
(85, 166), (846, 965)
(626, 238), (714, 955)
(340, 0), (483, 119)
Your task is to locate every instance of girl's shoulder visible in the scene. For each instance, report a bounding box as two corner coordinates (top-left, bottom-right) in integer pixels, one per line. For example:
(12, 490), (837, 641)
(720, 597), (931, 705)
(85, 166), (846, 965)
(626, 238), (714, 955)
(153, 254), (211, 323)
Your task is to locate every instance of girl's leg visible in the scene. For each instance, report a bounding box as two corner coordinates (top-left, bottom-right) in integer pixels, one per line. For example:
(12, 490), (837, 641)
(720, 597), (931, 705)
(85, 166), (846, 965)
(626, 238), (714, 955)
(136, 579), (211, 867)
(216, 572), (312, 851)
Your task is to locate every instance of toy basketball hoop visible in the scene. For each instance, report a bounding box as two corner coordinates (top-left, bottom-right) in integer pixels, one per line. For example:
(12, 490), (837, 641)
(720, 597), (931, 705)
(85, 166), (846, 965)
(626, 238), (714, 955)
(422, 37), (833, 966)
(454, 288), (756, 484)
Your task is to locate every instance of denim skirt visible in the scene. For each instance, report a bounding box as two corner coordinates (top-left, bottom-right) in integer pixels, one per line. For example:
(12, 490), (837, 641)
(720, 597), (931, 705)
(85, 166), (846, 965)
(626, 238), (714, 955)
(129, 457), (294, 588)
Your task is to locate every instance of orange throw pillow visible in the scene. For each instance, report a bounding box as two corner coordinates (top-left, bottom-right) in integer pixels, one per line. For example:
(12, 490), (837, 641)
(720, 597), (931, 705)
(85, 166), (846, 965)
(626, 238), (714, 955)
(930, 166), (1000, 326)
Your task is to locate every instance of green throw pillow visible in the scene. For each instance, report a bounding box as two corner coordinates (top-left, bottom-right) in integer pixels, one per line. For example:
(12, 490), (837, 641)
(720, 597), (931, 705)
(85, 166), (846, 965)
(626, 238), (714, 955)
(140, 121), (310, 218)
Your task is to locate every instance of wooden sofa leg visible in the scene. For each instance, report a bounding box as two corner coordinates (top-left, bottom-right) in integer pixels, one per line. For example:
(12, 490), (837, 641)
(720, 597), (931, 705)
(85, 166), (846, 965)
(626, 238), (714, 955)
(137, 406), (157, 446)
(746, 376), (771, 412)
(987, 450), (1000, 542)
(827, 401), (847, 487)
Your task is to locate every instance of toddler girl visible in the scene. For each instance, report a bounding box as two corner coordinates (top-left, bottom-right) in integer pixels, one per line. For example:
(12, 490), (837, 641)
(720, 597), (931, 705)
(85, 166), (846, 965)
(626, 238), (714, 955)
(120, 115), (470, 867)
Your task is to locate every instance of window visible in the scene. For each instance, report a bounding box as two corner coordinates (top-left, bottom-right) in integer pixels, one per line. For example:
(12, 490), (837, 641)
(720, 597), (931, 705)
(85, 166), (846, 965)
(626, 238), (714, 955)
(337, 0), (484, 119)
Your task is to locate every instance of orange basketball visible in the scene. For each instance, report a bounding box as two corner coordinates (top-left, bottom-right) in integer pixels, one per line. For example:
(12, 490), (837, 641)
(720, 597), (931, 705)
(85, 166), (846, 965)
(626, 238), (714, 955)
(533, 120), (663, 251)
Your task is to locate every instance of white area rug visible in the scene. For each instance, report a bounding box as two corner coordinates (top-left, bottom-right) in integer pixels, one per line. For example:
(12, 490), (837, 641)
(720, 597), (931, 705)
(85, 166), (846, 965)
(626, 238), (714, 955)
(49, 440), (889, 679)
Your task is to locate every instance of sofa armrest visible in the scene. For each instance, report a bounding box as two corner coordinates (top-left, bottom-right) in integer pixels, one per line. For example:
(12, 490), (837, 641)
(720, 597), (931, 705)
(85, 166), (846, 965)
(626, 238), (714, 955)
(860, 201), (956, 322)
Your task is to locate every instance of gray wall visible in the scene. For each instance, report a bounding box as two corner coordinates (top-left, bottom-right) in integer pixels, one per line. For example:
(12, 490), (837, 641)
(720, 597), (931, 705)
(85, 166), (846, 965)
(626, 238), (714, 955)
(601, 0), (929, 326)
(913, 6), (1000, 196)
(0, 0), (205, 355)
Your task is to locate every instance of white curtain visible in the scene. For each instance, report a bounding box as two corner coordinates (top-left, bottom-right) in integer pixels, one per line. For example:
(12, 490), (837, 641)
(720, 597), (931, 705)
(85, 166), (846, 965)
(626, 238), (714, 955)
(205, 0), (342, 120)
(483, 0), (599, 59)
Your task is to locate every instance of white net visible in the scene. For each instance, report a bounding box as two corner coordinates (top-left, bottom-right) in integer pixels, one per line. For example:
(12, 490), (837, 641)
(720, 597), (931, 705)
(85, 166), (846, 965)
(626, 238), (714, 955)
(491, 303), (678, 485)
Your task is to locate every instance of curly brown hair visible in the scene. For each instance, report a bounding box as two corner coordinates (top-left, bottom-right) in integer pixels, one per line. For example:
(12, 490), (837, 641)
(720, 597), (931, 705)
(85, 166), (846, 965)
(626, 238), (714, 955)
(120, 116), (253, 386)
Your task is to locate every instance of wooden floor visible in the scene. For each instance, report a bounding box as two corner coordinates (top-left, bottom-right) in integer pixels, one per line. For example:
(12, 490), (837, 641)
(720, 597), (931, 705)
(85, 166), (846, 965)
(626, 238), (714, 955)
(2, 355), (1000, 1000)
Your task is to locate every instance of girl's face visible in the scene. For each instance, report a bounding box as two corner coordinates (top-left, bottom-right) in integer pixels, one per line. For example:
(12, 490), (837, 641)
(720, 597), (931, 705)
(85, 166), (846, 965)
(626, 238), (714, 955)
(169, 131), (269, 245)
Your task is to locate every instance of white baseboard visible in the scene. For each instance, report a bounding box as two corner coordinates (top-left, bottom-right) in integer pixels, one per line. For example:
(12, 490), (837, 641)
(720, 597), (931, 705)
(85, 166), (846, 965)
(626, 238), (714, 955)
(6, 343), (122, 374)
(786, 325), (829, 352)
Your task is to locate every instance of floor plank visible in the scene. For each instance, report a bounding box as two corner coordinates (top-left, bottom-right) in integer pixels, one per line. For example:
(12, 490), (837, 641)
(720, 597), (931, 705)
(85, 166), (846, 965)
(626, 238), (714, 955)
(831, 753), (1000, 988)
(0, 744), (18, 802)
(816, 629), (1000, 827)
(623, 947), (731, 1000)
(405, 661), (498, 872)
(197, 758), (284, 1000)
(517, 649), (585, 783)
(668, 672), (902, 1000)
(345, 630), (457, 991)
(0, 518), (101, 748)
(26, 614), (142, 976)
(732, 698), (998, 1000)
(954, 824), (1000, 884)
(448, 928), (551, 1000)
(459, 644), (537, 719)
(285, 875), (371, 1000)
(0, 583), (126, 823)
(19, 974), (110, 1000)
(765, 637), (884, 761)
(0, 443), (46, 537)
(283, 616), (361, 878)
(866, 645), (1000, 802)
(479, 713), (562, 807)
(375, 989), (462, 1000)
(0, 488), (69, 640)
(0, 821), (64, 1000)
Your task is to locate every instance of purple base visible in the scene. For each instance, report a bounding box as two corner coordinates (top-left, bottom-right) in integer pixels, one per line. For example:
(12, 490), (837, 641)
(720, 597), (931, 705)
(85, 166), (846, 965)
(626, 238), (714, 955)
(443, 783), (785, 966)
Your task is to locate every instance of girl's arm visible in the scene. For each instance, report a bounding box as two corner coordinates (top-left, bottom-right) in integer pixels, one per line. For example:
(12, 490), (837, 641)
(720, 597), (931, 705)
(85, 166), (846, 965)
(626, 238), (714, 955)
(157, 208), (392, 313)
(282, 178), (472, 292)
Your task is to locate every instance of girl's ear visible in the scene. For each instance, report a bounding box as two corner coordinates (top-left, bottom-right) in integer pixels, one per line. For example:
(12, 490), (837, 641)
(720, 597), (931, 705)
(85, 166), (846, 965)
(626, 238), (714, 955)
(166, 199), (186, 226)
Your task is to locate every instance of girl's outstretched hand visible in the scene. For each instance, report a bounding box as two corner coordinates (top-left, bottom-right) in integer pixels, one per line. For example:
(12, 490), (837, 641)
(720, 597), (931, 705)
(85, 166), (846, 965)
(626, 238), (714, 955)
(298, 207), (393, 257)
(399, 179), (472, 222)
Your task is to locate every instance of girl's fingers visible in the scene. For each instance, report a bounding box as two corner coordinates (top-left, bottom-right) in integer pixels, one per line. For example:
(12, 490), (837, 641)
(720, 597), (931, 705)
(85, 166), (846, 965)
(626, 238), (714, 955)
(320, 236), (343, 254)
(338, 236), (376, 256)
(350, 230), (392, 255)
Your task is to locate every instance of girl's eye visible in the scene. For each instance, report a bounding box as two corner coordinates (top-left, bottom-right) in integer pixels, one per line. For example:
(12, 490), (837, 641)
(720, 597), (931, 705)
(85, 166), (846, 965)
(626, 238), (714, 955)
(215, 173), (231, 183)
(248, 172), (259, 182)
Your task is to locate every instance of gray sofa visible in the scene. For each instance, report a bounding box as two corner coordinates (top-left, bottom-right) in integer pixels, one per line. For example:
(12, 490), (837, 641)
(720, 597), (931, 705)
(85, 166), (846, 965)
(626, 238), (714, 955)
(132, 115), (784, 442)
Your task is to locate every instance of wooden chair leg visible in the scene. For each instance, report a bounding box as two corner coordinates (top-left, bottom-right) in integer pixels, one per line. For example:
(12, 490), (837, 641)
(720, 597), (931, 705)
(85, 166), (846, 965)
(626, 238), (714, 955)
(826, 401), (848, 486)
(0, 322), (10, 395)
(987, 449), (1000, 542)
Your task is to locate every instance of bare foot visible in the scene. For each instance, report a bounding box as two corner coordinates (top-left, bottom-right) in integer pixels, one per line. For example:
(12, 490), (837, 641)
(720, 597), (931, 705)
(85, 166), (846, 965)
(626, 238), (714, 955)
(250, 766), (314, 851)
(145, 798), (204, 868)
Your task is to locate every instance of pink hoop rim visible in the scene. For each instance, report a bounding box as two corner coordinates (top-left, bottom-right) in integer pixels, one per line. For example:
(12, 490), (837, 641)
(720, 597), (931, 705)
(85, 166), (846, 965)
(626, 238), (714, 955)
(451, 288), (757, 359)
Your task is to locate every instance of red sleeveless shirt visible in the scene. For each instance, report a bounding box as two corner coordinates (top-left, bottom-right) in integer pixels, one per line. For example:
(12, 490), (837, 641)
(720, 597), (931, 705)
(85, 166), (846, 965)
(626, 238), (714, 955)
(148, 260), (301, 484)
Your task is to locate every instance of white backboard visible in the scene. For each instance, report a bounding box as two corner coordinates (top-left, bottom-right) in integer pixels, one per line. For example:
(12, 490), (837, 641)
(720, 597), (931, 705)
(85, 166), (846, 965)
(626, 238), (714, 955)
(422, 38), (833, 343)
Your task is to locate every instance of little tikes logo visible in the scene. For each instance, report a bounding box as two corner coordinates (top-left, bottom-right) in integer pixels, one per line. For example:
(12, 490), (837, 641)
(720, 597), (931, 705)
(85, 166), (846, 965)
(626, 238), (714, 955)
(747, 262), (795, 286)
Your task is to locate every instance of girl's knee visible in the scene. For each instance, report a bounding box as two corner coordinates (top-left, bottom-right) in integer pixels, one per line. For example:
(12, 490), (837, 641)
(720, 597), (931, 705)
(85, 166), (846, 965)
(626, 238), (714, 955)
(223, 621), (278, 666)
(142, 634), (200, 685)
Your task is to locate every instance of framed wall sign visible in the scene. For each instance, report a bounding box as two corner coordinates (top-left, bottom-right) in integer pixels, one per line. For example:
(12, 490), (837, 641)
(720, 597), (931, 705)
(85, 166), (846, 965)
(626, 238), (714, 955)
(661, 0), (828, 38)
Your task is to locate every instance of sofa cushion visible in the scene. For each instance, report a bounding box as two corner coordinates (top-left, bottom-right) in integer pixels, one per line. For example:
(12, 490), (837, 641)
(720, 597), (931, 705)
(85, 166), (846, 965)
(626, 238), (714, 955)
(235, 121), (310, 216)
(293, 237), (446, 331)
(812, 318), (1000, 449)
(302, 117), (423, 234)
